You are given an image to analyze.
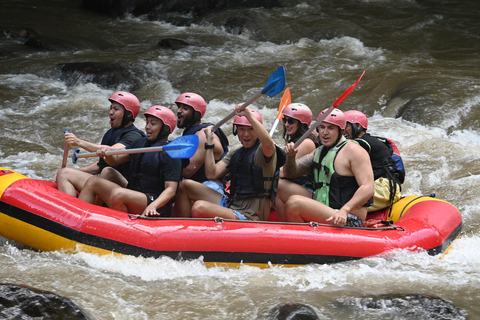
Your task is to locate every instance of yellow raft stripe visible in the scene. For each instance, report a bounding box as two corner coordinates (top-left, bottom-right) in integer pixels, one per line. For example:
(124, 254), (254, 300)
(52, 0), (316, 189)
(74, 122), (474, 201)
(0, 168), (29, 198)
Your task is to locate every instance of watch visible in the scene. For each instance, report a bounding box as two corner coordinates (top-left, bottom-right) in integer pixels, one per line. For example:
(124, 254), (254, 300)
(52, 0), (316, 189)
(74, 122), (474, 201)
(204, 143), (215, 149)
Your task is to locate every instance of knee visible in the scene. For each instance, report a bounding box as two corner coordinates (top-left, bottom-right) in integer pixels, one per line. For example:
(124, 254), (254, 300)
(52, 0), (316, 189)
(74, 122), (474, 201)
(191, 200), (208, 217)
(284, 195), (303, 212)
(99, 167), (116, 179)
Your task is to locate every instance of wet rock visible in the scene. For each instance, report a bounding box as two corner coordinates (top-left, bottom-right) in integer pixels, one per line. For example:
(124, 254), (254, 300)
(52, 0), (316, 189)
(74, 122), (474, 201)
(383, 83), (444, 125)
(337, 294), (466, 319)
(81, 0), (282, 22)
(0, 283), (91, 319)
(54, 62), (140, 90)
(268, 303), (320, 320)
(24, 35), (80, 52)
(157, 38), (190, 49)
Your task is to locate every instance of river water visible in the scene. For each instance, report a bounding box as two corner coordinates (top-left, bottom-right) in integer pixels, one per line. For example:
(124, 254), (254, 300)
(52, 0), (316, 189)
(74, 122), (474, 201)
(1, 0), (479, 319)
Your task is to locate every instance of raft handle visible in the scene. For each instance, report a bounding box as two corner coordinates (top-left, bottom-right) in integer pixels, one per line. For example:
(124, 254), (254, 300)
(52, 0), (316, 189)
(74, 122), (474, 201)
(214, 217), (224, 223)
(310, 221), (319, 228)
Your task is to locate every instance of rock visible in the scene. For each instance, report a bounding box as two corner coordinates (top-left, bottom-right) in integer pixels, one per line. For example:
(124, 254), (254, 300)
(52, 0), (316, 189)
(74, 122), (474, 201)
(54, 62), (140, 90)
(157, 38), (190, 49)
(268, 303), (320, 320)
(0, 283), (91, 319)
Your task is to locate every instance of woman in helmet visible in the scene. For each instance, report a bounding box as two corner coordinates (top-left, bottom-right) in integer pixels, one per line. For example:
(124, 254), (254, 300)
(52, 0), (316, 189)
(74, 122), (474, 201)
(56, 91), (145, 197)
(275, 103), (319, 221)
(79, 106), (182, 217)
(174, 105), (284, 221)
(282, 108), (374, 227)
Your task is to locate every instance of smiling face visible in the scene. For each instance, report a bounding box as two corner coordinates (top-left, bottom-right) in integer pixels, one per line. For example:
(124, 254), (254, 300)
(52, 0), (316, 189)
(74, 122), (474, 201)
(145, 115), (163, 141)
(283, 116), (299, 136)
(108, 102), (126, 129)
(236, 125), (258, 148)
(176, 103), (195, 128)
(317, 122), (342, 148)
(344, 122), (354, 139)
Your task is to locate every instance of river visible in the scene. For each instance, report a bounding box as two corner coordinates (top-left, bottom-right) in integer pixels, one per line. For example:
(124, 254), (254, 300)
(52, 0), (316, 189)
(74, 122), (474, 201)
(0, 0), (479, 319)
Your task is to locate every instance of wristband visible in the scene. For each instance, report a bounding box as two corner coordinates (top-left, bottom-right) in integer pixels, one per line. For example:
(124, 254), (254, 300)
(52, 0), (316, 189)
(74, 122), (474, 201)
(204, 143), (215, 150)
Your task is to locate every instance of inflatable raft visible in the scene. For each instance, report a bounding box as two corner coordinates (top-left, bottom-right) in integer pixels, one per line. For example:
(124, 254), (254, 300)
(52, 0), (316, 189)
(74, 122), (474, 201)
(0, 167), (462, 268)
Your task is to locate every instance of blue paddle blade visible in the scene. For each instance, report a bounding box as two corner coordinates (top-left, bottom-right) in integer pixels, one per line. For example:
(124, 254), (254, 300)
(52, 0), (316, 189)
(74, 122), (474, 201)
(163, 135), (199, 159)
(261, 66), (286, 97)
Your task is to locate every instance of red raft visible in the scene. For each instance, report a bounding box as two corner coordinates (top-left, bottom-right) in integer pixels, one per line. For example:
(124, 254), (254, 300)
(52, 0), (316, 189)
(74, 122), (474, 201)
(0, 167), (462, 268)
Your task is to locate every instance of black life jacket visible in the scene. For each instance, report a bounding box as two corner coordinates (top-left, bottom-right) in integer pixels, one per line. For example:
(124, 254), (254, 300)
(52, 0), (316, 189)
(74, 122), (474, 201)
(182, 123), (229, 182)
(127, 139), (167, 197)
(98, 125), (145, 175)
(226, 140), (284, 205)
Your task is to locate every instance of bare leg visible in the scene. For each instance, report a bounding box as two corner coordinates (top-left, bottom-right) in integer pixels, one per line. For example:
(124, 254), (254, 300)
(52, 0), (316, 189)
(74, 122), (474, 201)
(275, 179), (313, 222)
(56, 167), (94, 197)
(99, 167), (127, 187)
(173, 179), (222, 217)
(109, 188), (148, 214)
(284, 195), (336, 223)
(191, 200), (236, 219)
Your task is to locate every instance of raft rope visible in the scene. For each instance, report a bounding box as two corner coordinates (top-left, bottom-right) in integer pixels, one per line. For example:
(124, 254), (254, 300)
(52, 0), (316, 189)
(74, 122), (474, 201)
(128, 214), (403, 230)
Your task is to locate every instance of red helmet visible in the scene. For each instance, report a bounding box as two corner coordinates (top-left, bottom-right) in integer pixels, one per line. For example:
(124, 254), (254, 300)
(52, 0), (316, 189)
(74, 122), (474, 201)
(282, 103), (312, 126)
(108, 91), (141, 119)
(344, 110), (368, 130)
(233, 108), (263, 126)
(144, 106), (176, 133)
(175, 92), (207, 117)
(318, 108), (346, 130)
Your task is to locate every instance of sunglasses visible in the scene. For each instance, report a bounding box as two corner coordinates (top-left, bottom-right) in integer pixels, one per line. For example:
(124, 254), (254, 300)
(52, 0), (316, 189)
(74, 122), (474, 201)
(282, 118), (296, 125)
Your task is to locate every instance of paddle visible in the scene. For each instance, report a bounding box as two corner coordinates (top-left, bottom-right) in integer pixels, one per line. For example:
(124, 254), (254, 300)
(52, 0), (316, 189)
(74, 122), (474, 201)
(72, 135), (199, 163)
(269, 87), (291, 136)
(61, 130), (69, 168)
(211, 66), (286, 131)
(293, 71), (365, 148)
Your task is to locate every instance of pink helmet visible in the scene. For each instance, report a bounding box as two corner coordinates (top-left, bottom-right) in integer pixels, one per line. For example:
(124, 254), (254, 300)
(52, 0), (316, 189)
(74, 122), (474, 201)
(108, 91), (141, 119)
(344, 110), (368, 130)
(282, 103), (312, 126)
(144, 106), (177, 133)
(317, 108), (346, 130)
(233, 108), (263, 126)
(175, 92), (207, 117)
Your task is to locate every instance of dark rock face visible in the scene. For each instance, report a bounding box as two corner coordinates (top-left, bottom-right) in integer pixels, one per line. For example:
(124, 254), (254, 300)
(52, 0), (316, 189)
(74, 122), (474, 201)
(80, 0), (282, 21)
(268, 303), (320, 320)
(0, 283), (91, 320)
(54, 62), (140, 90)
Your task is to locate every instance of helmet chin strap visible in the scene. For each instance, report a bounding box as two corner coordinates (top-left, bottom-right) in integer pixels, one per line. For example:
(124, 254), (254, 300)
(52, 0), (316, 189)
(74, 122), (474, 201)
(120, 111), (134, 128)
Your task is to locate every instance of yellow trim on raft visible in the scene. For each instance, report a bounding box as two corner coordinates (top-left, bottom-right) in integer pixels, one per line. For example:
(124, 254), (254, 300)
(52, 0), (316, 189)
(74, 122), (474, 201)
(388, 195), (453, 223)
(0, 167), (29, 198)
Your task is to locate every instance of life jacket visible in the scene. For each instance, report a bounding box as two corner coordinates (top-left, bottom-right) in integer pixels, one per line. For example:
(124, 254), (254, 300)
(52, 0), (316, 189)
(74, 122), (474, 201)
(127, 138), (167, 197)
(98, 125), (145, 175)
(312, 140), (360, 209)
(226, 140), (284, 205)
(182, 123), (229, 182)
(355, 133), (405, 206)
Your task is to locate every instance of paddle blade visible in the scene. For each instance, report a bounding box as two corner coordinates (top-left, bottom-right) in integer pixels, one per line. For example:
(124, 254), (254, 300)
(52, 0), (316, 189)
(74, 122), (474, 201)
(276, 87), (291, 118)
(163, 135), (199, 159)
(261, 66), (286, 97)
(332, 71), (365, 108)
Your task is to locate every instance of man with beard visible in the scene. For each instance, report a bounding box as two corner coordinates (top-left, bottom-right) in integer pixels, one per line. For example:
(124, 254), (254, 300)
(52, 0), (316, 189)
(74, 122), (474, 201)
(56, 91), (145, 197)
(175, 92), (229, 194)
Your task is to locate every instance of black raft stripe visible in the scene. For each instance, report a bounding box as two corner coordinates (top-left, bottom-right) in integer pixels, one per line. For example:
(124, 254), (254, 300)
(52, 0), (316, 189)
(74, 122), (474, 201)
(0, 200), (359, 265)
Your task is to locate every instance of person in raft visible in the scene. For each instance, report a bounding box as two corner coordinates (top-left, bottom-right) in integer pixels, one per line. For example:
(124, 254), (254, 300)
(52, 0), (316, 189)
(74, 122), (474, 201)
(78, 106), (182, 217)
(175, 92), (229, 194)
(343, 110), (405, 212)
(173, 105), (285, 221)
(56, 91), (145, 197)
(274, 103), (320, 221)
(282, 108), (374, 227)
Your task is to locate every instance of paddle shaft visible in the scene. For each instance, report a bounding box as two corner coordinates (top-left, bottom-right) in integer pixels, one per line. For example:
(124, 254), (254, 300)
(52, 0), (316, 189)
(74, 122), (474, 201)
(75, 146), (167, 159)
(211, 92), (263, 132)
(61, 130), (69, 168)
(269, 119), (281, 136)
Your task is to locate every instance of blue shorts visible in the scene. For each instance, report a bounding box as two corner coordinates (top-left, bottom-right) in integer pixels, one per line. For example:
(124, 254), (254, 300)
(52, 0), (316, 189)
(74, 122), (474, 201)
(220, 196), (251, 221)
(202, 180), (225, 196)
